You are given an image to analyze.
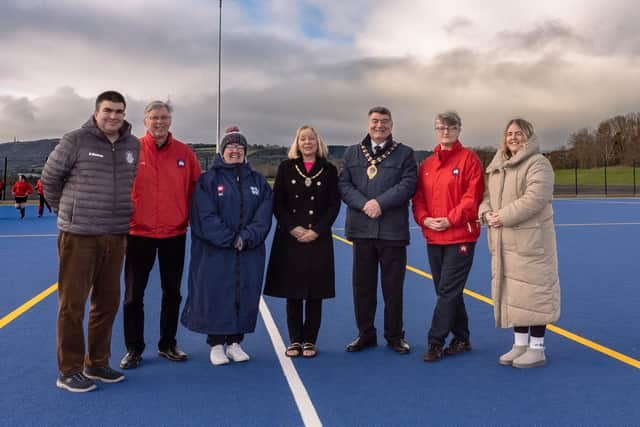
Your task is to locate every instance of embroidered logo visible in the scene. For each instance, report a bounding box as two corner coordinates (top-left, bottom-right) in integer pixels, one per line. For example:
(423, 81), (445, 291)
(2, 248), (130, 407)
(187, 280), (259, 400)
(250, 186), (260, 196)
(217, 185), (224, 196)
(125, 151), (135, 164)
(177, 159), (185, 168)
(458, 244), (469, 255)
(88, 152), (104, 158)
(452, 167), (460, 176)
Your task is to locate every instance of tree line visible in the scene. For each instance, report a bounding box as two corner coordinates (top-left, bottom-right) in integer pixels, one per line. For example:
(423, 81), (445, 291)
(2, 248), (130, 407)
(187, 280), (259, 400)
(546, 113), (640, 169)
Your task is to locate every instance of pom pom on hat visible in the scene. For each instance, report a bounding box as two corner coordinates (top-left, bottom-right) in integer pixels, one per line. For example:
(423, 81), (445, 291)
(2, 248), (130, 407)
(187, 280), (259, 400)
(220, 125), (248, 153)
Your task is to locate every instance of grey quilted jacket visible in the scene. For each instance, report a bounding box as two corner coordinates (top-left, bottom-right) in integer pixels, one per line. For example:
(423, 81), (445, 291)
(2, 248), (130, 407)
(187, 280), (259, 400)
(42, 117), (140, 235)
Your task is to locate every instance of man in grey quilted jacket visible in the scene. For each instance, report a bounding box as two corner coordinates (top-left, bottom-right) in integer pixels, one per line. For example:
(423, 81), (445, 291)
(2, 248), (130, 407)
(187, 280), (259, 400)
(42, 90), (139, 393)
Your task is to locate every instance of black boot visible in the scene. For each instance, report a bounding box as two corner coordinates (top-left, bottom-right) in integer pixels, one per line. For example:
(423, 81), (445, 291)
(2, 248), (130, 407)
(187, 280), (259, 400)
(20, 208), (25, 219)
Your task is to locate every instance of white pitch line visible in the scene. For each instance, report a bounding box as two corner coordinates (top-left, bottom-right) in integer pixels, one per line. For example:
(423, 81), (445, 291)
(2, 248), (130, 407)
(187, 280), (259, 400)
(0, 234), (58, 238)
(555, 222), (640, 227)
(259, 297), (322, 427)
(555, 199), (640, 205)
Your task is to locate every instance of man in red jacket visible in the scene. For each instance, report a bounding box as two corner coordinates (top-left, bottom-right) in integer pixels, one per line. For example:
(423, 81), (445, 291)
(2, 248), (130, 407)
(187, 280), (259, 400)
(412, 111), (484, 362)
(120, 101), (202, 369)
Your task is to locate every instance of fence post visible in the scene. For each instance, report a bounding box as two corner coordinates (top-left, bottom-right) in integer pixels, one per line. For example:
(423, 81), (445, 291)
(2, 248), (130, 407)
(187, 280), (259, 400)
(574, 161), (578, 196)
(634, 161), (637, 195)
(604, 163), (608, 196)
(2, 157), (7, 201)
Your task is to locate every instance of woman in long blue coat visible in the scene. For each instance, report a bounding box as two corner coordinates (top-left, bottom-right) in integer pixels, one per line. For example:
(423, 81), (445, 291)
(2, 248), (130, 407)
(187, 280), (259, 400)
(181, 126), (272, 366)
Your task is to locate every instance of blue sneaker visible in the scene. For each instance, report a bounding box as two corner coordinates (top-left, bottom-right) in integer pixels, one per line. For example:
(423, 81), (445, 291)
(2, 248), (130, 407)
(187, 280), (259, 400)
(83, 365), (125, 383)
(56, 372), (97, 393)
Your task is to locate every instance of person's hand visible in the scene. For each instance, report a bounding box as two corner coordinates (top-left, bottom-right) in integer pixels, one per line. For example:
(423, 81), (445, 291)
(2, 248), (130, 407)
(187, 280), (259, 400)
(362, 199), (382, 218)
(485, 211), (503, 228)
(297, 229), (319, 243)
(290, 226), (306, 239)
(423, 217), (449, 231)
(233, 236), (244, 251)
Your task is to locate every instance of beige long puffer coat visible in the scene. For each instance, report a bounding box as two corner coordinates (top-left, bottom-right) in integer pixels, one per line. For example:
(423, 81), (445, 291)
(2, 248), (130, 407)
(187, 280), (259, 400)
(478, 137), (560, 328)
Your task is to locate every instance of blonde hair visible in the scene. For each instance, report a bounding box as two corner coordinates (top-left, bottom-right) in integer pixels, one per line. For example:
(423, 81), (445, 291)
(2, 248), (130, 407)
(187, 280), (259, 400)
(287, 125), (329, 159)
(502, 118), (534, 159)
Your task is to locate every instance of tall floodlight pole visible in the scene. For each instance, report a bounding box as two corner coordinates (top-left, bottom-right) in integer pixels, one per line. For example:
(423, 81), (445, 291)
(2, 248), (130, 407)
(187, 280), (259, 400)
(216, 0), (223, 153)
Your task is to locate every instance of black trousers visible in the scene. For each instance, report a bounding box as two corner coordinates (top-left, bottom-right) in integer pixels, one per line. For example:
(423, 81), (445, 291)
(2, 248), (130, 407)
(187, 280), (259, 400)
(352, 240), (406, 343)
(38, 194), (51, 216)
(427, 242), (476, 346)
(286, 299), (322, 344)
(207, 334), (244, 346)
(123, 234), (186, 352)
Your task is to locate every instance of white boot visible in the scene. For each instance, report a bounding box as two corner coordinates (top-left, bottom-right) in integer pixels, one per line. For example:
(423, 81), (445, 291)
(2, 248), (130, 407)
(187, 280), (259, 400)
(498, 345), (528, 366)
(512, 347), (546, 368)
(226, 343), (250, 362)
(210, 345), (229, 366)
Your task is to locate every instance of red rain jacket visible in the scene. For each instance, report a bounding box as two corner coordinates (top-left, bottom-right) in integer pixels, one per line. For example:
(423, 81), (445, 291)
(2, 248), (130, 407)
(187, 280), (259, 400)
(412, 140), (484, 244)
(36, 179), (44, 195)
(129, 131), (202, 238)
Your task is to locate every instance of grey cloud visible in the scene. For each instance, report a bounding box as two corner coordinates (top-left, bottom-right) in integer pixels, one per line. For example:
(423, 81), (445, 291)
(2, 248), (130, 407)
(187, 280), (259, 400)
(443, 16), (475, 35)
(1, 96), (37, 124)
(494, 20), (592, 53)
(0, 2), (318, 74)
(3, 50), (639, 153)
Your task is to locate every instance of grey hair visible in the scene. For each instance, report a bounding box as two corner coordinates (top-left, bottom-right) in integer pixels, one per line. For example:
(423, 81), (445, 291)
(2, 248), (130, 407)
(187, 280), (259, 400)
(435, 111), (462, 127)
(144, 100), (173, 117)
(368, 106), (392, 120)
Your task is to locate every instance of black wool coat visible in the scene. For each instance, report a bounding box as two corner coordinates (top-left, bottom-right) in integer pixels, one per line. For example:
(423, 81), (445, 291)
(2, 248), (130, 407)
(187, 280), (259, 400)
(264, 157), (340, 299)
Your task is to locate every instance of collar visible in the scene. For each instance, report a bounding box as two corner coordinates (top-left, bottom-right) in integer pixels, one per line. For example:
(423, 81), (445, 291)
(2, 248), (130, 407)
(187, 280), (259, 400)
(142, 130), (173, 150)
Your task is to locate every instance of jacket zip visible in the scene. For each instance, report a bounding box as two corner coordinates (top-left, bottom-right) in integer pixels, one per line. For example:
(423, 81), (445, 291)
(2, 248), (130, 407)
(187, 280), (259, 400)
(235, 166), (244, 316)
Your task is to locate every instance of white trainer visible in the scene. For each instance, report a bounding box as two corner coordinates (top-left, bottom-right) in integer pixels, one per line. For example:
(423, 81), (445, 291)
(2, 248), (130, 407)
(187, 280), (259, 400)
(210, 345), (229, 366)
(498, 345), (528, 366)
(512, 347), (546, 368)
(226, 343), (250, 362)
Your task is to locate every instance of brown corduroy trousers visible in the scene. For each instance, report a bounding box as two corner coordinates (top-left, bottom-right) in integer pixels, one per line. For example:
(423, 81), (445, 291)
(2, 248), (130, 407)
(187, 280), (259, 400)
(56, 232), (126, 375)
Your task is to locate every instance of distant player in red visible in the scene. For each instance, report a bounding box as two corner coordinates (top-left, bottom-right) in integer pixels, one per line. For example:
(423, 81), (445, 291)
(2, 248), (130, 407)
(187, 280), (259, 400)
(36, 178), (52, 217)
(11, 175), (34, 219)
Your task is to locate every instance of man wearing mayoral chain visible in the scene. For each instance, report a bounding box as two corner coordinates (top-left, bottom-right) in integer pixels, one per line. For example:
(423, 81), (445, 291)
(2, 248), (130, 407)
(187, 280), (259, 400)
(338, 106), (417, 354)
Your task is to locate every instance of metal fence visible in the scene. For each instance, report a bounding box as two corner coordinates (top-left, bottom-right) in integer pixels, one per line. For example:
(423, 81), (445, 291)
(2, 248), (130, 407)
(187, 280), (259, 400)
(2, 156), (639, 200)
(554, 162), (638, 196)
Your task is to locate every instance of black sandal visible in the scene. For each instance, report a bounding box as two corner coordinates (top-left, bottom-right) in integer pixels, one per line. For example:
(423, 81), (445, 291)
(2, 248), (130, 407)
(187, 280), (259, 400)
(302, 343), (317, 358)
(285, 343), (302, 357)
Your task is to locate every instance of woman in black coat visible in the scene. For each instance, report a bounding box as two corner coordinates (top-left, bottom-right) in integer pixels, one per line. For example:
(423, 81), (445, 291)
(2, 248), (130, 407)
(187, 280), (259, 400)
(264, 125), (340, 357)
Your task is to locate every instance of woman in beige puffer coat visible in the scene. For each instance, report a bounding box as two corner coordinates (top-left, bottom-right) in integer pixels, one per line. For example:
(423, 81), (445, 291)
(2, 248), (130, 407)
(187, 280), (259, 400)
(479, 118), (560, 369)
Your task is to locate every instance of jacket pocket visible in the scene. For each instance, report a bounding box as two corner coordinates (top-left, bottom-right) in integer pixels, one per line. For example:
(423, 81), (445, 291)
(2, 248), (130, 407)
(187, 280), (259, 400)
(515, 226), (544, 256)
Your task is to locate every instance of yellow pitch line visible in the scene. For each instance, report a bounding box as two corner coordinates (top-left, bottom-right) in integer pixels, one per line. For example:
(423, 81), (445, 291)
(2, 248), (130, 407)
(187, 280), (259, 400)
(0, 283), (58, 329)
(332, 233), (640, 369)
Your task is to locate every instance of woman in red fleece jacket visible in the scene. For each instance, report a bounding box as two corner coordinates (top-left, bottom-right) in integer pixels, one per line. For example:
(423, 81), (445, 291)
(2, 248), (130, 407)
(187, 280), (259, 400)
(412, 111), (484, 362)
(11, 174), (34, 219)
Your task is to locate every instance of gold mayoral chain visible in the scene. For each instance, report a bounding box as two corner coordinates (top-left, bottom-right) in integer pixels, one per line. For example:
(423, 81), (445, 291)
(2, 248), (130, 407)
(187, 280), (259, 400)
(360, 141), (399, 180)
(294, 164), (325, 187)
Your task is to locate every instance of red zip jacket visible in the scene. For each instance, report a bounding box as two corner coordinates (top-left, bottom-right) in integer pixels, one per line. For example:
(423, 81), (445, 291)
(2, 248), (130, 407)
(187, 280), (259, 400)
(129, 131), (202, 238)
(36, 179), (44, 195)
(11, 180), (34, 197)
(412, 140), (484, 244)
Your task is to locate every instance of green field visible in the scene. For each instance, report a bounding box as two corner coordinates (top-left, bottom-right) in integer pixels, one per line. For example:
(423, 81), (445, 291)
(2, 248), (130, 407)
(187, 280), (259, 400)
(555, 166), (639, 186)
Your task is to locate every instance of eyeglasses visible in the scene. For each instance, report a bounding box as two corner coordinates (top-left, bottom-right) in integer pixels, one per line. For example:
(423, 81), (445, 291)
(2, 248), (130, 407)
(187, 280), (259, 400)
(225, 144), (245, 152)
(506, 131), (525, 138)
(147, 115), (171, 122)
(435, 126), (459, 133)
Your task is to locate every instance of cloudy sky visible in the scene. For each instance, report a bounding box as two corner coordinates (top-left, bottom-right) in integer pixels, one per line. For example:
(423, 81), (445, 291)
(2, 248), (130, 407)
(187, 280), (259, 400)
(1, 0), (638, 150)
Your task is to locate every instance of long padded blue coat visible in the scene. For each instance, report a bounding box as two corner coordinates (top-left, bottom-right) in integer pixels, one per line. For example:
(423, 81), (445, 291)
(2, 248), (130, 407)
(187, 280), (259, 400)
(181, 155), (273, 335)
